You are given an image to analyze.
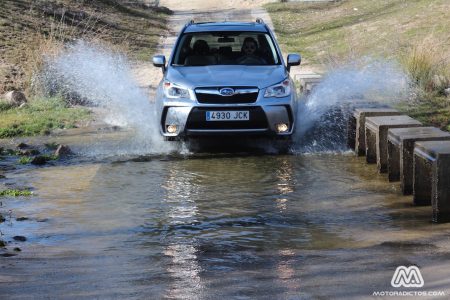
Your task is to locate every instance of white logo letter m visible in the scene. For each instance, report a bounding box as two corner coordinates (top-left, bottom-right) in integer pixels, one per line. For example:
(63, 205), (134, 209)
(391, 266), (424, 288)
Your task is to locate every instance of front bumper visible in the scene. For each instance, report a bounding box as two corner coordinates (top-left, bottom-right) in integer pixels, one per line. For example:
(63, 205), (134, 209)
(159, 96), (296, 138)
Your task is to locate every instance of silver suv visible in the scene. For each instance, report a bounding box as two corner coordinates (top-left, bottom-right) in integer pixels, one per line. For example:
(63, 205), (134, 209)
(153, 19), (301, 142)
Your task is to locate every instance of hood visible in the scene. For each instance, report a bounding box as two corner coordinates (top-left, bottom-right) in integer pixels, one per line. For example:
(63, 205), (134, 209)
(165, 65), (287, 89)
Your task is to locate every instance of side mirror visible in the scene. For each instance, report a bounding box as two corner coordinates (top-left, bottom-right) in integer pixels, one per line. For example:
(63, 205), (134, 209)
(152, 55), (166, 72)
(286, 53), (301, 72)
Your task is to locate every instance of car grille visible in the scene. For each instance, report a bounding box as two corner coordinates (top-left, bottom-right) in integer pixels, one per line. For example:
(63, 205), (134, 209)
(195, 87), (259, 104)
(186, 107), (267, 130)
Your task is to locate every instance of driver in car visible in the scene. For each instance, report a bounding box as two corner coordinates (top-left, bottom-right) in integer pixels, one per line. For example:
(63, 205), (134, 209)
(237, 37), (267, 64)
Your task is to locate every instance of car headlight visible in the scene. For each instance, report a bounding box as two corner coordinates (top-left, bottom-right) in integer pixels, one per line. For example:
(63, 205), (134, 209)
(163, 81), (190, 99)
(264, 79), (291, 98)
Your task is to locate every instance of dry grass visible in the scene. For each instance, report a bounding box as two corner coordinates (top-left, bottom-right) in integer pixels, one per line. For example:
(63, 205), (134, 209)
(0, 0), (171, 95)
(401, 35), (449, 96)
(266, 0), (450, 67)
(266, 0), (450, 130)
(23, 12), (111, 96)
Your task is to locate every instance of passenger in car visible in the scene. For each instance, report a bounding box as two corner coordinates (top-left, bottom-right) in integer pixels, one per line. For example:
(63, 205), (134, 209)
(237, 37), (267, 65)
(184, 39), (217, 66)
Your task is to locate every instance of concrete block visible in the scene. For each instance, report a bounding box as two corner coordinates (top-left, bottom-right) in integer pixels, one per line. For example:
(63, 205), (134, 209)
(346, 102), (393, 151)
(353, 108), (401, 156)
(387, 127), (450, 195)
(295, 74), (322, 95)
(365, 115), (422, 172)
(414, 141), (450, 222)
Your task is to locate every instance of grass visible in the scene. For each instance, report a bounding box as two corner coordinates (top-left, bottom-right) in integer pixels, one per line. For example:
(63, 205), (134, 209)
(0, 96), (90, 138)
(0, 189), (32, 197)
(265, 0), (450, 65)
(18, 157), (33, 164)
(266, 0), (450, 129)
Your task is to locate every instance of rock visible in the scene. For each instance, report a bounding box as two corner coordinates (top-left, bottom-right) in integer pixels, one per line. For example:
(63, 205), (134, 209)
(54, 144), (73, 157)
(16, 217), (29, 221)
(1, 252), (17, 257)
(18, 149), (40, 156)
(31, 156), (47, 165)
(0, 174), (5, 179)
(16, 143), (28, 149)
(2, 91), (27, 107)
(445, 88), (450, 96)
(13, 247), (21, 252)
(13, 236), (27, 242)
(0, 214), (5, 223)
(0, 240), (6, 247)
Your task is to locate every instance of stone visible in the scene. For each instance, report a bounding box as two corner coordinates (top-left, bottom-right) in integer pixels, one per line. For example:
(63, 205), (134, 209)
(414, 141), (450, 222)
(353, 108), (402, 156)
(346, 102), (393, 150)
(444, 88), (450, 96)
(2, 91), (27, 107)
(31, 156), (47, 165)
(295, 74), (322, 95)
(387, 127), (450, 195)
(13, 236), (26, 242)
(365, 115), (422, 172)
(1, 253), (17, 257)
(16, 142), (28, 149)
(54, 144), (73, 157)
(19, 149), (40, 156)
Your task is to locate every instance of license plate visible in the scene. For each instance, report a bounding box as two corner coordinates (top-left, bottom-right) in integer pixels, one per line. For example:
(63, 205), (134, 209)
(206, 111), (249, 121)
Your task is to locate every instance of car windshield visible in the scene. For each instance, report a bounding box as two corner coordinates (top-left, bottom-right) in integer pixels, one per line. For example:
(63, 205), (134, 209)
(171, 31), (281, 66)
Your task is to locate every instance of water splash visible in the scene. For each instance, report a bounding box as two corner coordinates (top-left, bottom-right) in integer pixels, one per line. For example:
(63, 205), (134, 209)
(43, 44), (411, 156)
(43, 41), (175, 156)
(293, 59), (411, 153)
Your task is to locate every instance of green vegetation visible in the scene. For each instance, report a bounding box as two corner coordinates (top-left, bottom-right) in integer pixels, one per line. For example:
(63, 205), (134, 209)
(0, 96), (90, 138)
(18, 156), (33, 164)
(0, 189), (32, 197)
(266, 0), (450, 129)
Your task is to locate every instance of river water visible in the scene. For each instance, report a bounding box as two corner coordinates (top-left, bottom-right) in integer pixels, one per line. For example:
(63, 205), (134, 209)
(2, 138), (450, 298)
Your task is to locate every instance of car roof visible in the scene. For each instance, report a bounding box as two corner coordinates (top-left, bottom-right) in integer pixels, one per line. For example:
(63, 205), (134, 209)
(184, 21), (268, 33)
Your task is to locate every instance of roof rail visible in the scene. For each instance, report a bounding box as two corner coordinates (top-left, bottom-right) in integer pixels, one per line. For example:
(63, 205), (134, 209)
(256, 18), (264, 24)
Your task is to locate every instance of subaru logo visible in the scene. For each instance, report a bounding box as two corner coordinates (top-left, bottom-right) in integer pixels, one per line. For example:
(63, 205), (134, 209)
(219, 88), (234, 96)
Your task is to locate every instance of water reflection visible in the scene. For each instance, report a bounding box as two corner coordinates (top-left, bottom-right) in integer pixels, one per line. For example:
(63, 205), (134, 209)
(4, 153), (450, 298)
(162, 165), (204, 299)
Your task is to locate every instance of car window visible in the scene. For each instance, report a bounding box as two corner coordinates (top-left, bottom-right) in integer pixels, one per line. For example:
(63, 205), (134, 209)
(171, 31), (281, 66)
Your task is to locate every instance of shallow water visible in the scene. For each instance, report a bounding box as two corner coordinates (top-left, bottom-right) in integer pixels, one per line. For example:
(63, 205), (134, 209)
(2, 146), (450, 299)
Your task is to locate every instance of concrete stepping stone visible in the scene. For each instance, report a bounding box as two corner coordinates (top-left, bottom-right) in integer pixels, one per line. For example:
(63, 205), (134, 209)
(346, 102), (392, 150)
(365, 115), (422, 172)
(387, 127), (450, 195)
(353, 108), (402, 156)
(414, 141), (450, 222)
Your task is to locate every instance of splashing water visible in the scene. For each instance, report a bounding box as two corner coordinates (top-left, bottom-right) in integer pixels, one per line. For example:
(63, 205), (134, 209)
(293, 59), (411, 153)
(43, 44), (411, 156)
(44, 41), (175, 156)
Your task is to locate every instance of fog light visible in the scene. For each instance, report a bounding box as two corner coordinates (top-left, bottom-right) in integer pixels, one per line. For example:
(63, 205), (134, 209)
(166, 124), (178, 133)
(276, 123), (289, 133)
